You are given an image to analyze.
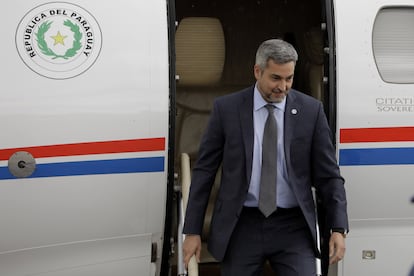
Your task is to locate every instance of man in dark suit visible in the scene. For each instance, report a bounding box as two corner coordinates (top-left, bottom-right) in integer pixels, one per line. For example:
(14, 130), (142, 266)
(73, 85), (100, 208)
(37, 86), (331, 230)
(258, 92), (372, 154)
(183, 39), (348, 275)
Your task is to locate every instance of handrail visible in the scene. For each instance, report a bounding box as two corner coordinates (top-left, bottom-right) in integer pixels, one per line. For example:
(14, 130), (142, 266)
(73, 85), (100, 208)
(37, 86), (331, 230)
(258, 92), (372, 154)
(312, 187), (322, 276)
(178, 153), (198, 276)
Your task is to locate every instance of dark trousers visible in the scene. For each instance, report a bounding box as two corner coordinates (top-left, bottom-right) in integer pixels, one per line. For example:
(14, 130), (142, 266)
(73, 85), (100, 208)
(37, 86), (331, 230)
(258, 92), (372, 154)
(221, 207), (316, 276)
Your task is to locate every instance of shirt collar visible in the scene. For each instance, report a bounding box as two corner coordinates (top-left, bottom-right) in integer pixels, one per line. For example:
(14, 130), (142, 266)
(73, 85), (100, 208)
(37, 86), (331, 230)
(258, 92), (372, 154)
(253, 83), (286, 112)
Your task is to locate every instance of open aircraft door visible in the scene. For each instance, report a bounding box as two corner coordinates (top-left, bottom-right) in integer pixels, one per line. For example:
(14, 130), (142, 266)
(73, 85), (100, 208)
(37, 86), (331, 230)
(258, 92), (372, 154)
(0, 1), (172, 275)
(333, 0), (414, 275)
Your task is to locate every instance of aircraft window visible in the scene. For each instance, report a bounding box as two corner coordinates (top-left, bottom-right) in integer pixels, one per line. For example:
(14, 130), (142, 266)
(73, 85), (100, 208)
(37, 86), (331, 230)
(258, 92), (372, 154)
(372, 7), (414, 84)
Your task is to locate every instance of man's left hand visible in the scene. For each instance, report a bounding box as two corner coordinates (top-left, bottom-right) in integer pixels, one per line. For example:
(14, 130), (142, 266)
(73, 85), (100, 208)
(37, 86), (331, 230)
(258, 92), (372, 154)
(329, 232), (346, 264)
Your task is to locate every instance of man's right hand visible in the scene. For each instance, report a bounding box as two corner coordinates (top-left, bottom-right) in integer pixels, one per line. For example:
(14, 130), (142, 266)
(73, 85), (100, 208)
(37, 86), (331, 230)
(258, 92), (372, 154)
(183, 234), (202, 268)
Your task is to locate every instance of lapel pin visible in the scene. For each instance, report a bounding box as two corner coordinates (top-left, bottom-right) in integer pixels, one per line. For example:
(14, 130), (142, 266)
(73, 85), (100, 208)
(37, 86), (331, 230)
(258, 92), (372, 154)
(291, 109), (298, 115)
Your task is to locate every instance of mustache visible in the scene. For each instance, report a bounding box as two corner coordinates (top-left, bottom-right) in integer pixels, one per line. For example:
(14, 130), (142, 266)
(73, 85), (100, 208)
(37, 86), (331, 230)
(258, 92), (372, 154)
(271, 88), (284, 93)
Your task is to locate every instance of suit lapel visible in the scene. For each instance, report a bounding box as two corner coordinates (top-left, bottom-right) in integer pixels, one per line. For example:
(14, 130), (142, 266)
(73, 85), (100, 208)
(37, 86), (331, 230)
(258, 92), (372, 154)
(239, 87), (254, 185)
(284, 90), (300, 174)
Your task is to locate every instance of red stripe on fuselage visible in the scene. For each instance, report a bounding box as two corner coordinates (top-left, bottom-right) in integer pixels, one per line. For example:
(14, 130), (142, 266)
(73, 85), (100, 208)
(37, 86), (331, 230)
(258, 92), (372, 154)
(0, 138), (165, 161)
(340, 127), (414, 143)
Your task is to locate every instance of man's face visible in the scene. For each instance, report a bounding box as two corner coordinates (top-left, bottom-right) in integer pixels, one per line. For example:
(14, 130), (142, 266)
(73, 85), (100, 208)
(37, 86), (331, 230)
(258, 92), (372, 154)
(254, 59), (295, 103)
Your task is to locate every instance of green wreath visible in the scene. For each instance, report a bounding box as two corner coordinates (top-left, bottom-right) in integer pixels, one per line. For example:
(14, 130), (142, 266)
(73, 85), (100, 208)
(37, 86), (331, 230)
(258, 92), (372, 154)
(35, 20), (83, 60)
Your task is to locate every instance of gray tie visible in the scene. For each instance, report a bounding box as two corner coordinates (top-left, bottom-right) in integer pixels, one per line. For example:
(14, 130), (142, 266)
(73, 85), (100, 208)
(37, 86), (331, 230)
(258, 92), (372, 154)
(259, 104), (277, 217)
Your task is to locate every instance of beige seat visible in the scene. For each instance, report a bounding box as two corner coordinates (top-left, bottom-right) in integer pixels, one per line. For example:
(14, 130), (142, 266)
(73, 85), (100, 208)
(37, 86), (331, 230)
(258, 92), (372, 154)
(176, 17), (225, 87)
(175, 17), (227, 275)
(175, 17), (226, 162)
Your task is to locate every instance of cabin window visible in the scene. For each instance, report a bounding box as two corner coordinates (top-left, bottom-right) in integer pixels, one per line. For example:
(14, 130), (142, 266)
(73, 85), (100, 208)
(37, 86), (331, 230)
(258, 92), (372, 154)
(372, 7), (414, 84)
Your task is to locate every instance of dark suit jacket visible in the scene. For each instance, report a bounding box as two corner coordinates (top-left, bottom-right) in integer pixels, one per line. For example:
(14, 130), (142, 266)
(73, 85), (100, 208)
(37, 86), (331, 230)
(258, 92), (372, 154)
(183, 86), (348, 262)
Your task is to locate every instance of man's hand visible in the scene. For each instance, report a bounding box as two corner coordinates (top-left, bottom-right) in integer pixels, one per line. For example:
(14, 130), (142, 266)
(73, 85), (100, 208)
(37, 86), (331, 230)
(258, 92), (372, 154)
(183, 234), (202, 268)
(329, 232), (346, 264)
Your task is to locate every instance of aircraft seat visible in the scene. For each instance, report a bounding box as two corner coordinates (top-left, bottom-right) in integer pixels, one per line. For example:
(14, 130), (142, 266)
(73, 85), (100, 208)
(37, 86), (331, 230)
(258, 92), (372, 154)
(175, 17), (229, 275)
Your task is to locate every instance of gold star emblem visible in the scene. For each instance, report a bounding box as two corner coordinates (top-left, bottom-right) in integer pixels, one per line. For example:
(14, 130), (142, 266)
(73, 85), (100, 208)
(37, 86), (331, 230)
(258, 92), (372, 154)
(50, 31), (67, 46)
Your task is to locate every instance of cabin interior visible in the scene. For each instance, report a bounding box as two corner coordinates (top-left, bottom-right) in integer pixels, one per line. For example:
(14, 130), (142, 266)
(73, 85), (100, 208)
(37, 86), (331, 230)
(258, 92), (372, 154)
(172, 0), (327, 274)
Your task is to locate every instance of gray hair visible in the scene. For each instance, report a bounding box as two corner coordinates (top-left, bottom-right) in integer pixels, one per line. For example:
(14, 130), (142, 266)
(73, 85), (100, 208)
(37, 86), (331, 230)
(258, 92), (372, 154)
(255, 39), (298, 69)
